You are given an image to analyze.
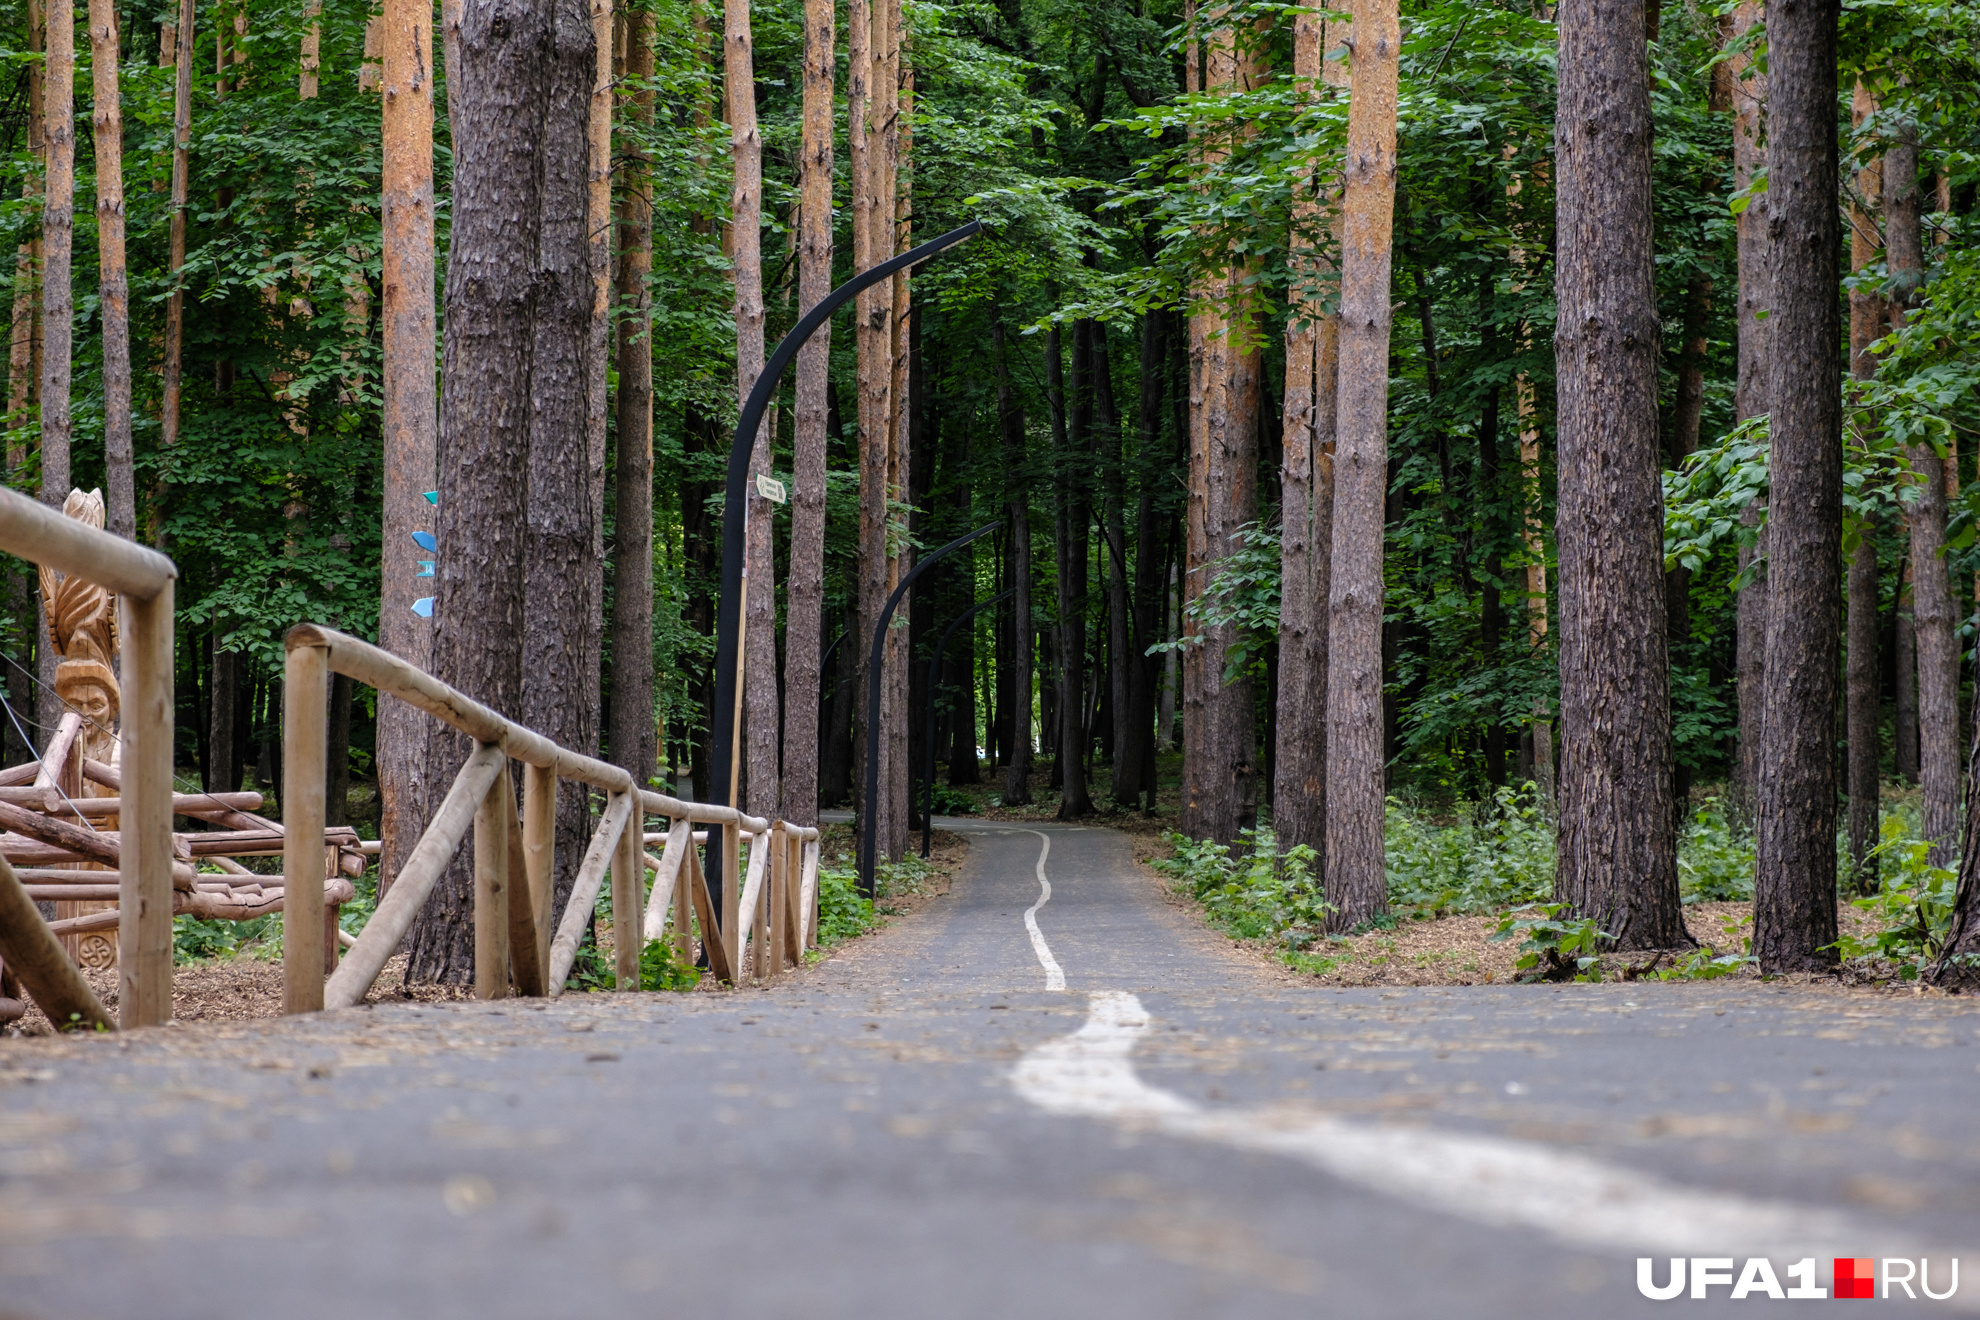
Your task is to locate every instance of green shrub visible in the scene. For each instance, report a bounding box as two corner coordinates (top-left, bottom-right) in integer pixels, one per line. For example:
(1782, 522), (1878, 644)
(1490, 903), (1614, 981)
(640, 938), (702, 991)
(1677, 795), (1755, 902)
(815, 856), (878, 945)
(1153, 828), (1331, 945)
(1387, 784), (1554, 915)
(1833, 815), (1959, 978)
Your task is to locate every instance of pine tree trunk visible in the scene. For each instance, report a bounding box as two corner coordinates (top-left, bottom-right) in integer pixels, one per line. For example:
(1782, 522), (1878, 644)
(1887, 123), (1955, 863)
(410, 0), (576, 981)
(87, 0), (131, 540)
(1753, 0), (1841, 973)
(1665, 272), (1711, 814)
(1727, 0), (1769, 816)
(1180, 27), (1260, 847)
(157, 0), (190, 549)
(1275, 0), (1340, 858)
(882, 26), (912, 856)
(36, 0), (74, 741)
(1896, 559), (1919, 777)
(4, 0), (42, 766)
(994, 317), (1034, 805)
(522, 0), (603, 929)
(607, 8), (656, 789)
(1552, 0), (1682, 948)
(726, 0), (777, 817)
(780, 0), (834, 823)
(1845, 80), (1884, 891)
(585, 0), (613, 801)
(377, 0), (439, 900)
(1120, 309), (1166, 809)
(1322, 0), (1397, 921)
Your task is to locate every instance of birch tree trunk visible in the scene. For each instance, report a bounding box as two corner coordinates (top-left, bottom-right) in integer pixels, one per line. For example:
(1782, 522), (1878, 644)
(1845, 80), (1884, 891)
(780, 0), (834, 823)
(87, 0), (131, 540)
(725, 0), (776, 817)
(1888, 123), (1956, 864)
(1727, 0), (1770, 816)
(1322, 0), (1398, 923)
(1552, 0), (1682, 949)
(378, 0), (439, 899)
(608, 8), (656, 788)
(1753, 0), (1841, 973)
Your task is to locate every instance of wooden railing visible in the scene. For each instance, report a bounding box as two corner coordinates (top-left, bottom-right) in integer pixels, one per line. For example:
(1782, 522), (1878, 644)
(285, 625), (820, 1013)
(0, 487), (177, 1028)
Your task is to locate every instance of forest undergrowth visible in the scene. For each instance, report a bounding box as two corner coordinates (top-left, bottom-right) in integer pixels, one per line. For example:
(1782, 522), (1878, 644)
(1150, 785), (1965, 989)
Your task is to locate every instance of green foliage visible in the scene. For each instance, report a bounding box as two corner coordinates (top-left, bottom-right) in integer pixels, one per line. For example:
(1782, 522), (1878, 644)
(1490, 903), (1614, 982)
(640, 939), (703, 992)
(814, 856), (879, 946)
(1152, 828), (1331, 945)
(1833, 815), (1961, 978)
(1386, 785), (1556, 915)
(1677, 796), (1756, 902)
(173, 912), (279, 965)
(926, 784), (978, 815)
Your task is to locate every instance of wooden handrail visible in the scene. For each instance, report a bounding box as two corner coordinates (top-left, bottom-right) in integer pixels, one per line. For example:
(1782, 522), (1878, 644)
(0, 486), (175, 600)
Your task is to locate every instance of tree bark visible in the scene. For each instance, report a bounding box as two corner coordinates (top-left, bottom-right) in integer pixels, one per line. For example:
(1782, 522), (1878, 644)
(725, 0), (777, 818)
(34, 0), (73, 742)
(378, 0), (440, 901)
(1180, 26), (1259, 847)
(1322, 0), (1397, 921)
(1727, 0), (1769, 815)
(1887, 120), (1955, 863)
(87, 0), (131, 541)
(410, 0), (590, 981)
(1896, 558), (1918, 778)
(780, 0), (834, 822)
(586, 0), (613, 801)
(1275, 0), (1340, 857)
(882, 19), (912, 856)
(1552, 0), (1682, 948)
(1055, 320), (1092, 819)
(522, 0), (603, 931)
(994, 317), (1034, 805)
(1845, 79), (1884, 891)
(1665, 270), (1711, 813)
(155, 0), (190, 551)
(1753, 0), (1841, 973)
(608, 7), (656, 789)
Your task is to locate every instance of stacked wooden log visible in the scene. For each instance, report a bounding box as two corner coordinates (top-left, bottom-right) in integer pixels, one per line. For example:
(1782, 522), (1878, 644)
(0, 718), (366, 948)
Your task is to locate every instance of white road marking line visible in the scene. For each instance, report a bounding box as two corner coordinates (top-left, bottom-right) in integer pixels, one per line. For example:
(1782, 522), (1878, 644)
(1014, 992), (1974, 1290)
(1019, 830), (1066, 992)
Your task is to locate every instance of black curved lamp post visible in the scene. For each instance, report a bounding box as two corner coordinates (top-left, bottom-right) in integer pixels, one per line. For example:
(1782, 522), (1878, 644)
(921, 588), (1015, 859)
(709, 219), (984, 816)
(861, 522), (999, 896)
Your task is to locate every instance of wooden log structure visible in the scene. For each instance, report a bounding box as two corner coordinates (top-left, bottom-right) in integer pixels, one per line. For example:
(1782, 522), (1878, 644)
(0, 852), (113, 1029)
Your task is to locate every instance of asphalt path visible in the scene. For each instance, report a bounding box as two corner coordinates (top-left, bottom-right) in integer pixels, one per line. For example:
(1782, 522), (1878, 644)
(4, 818), (1980, 1317)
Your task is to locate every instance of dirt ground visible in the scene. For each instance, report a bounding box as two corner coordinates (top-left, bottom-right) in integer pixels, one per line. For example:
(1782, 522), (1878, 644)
(4, 825), (971, 1036)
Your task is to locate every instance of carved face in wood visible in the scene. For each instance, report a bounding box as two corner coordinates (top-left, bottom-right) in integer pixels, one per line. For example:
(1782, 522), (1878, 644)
(54, 661), (119, 764)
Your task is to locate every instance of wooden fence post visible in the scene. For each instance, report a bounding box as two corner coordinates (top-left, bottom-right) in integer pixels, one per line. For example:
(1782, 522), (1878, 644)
(611, 797), (642, 989)
(521, 762), (555, 983)
(281, 636), (328, 1014)
(721, 821), (741, 982)
(473, 760), (512, 999)
(768, 825), (788, 977)
(120, 582), (176, 1027)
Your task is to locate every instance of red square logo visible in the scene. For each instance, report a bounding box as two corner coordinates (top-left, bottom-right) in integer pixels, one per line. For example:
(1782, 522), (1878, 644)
(1835, 1258), (1876, 1299)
